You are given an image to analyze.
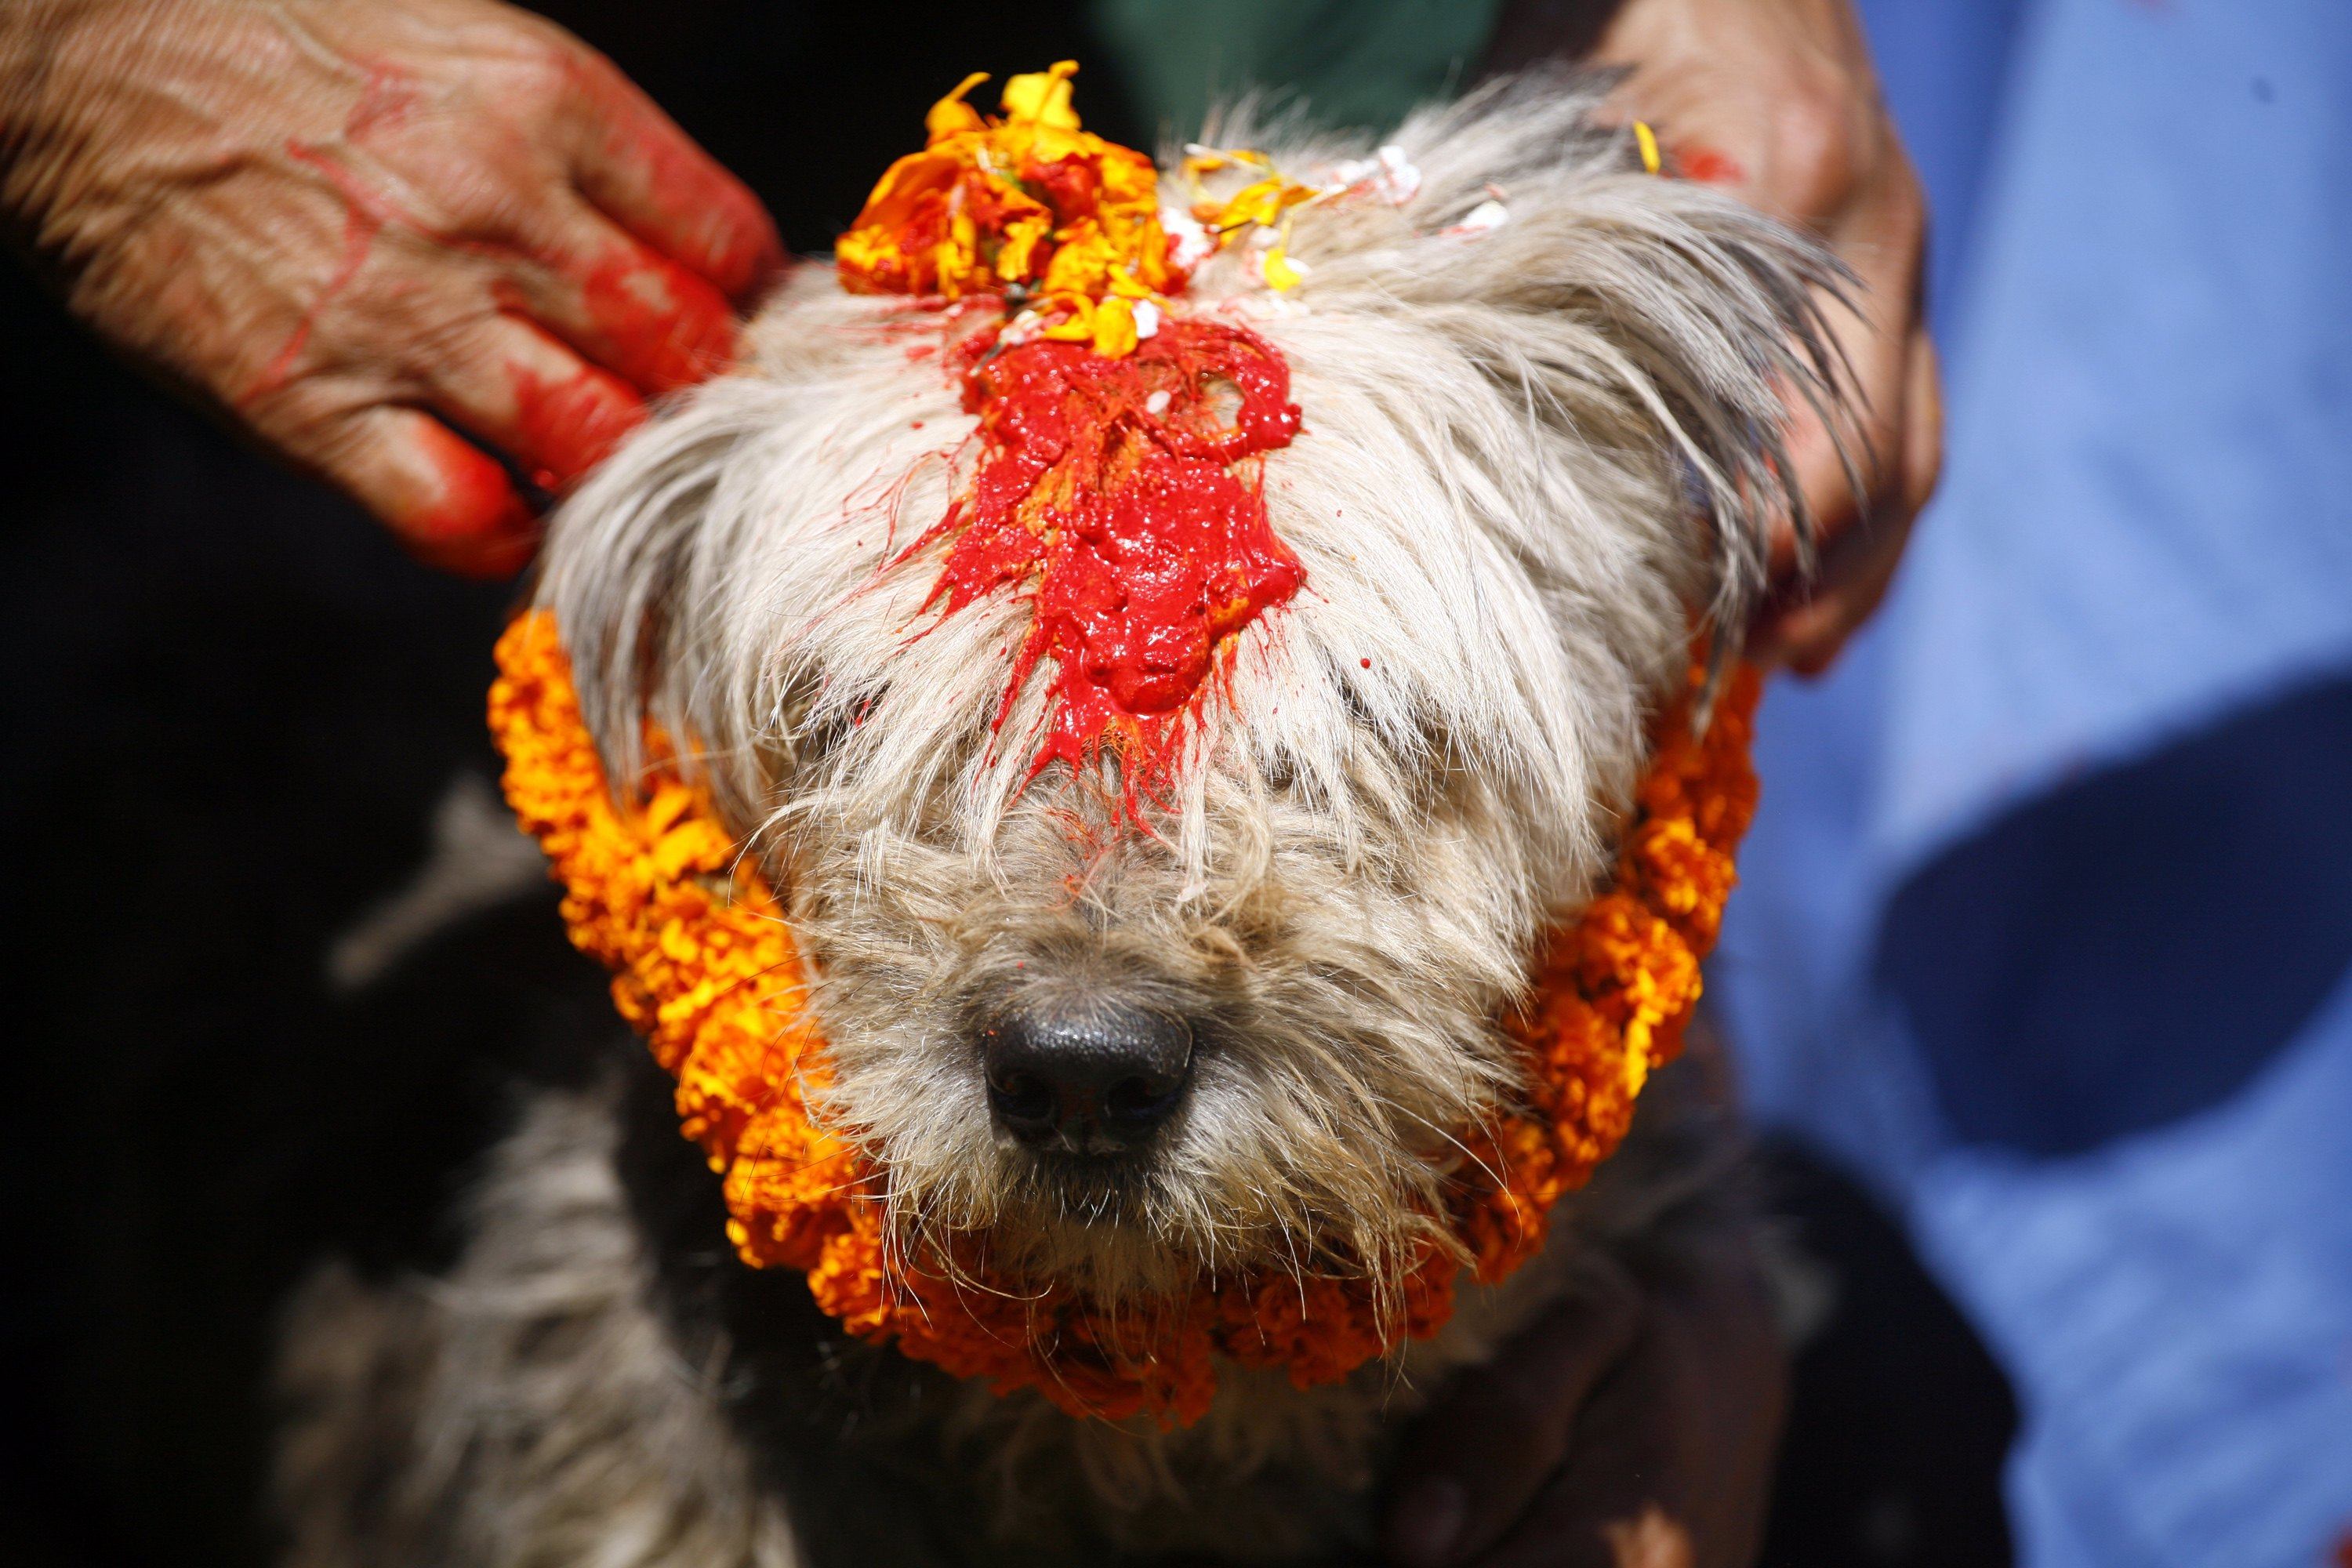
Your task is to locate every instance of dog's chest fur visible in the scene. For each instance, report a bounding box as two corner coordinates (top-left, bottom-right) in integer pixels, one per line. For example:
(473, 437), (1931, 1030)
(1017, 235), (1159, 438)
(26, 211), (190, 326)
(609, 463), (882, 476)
(272, 1029), (1732, 1568)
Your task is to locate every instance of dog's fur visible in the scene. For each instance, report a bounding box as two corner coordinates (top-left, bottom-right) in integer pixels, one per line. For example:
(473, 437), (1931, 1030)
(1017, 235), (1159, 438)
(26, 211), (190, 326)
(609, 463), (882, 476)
(274, 73), (1841, 1566)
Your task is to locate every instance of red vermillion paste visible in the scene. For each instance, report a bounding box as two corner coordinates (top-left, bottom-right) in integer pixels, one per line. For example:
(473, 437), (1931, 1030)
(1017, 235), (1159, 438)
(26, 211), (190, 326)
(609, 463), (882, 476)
(1672, 143), (1747, 186)
(914, 316), (1304, 796)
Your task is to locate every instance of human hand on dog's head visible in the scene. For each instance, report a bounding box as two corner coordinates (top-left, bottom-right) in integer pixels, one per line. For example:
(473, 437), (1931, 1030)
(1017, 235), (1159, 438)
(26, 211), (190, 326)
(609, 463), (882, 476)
(1492, 0), (1944, 676)
(0, 0), (782, 576)
(1381, 1236), (1788, 1568)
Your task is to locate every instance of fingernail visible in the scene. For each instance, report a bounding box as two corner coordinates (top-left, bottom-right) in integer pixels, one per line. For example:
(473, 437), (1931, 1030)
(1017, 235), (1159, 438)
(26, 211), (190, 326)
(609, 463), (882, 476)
(1386, 1477), (1465, 1568)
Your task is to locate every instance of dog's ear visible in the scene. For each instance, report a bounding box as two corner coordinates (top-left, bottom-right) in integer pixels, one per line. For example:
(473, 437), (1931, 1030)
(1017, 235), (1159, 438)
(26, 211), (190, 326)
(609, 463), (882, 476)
(532, 378), (753, 807)
(1262, 67), (1858, 668)
(532, 270), (985, 843)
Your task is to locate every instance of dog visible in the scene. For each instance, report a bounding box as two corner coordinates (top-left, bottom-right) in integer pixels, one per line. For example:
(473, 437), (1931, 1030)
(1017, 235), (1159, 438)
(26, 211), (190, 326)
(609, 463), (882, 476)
(272, 67), (1842, 1566)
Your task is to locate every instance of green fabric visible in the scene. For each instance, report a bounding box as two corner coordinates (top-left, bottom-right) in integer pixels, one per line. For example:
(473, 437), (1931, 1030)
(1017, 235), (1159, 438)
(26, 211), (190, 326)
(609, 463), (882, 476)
(1091, 0), (1506, 140)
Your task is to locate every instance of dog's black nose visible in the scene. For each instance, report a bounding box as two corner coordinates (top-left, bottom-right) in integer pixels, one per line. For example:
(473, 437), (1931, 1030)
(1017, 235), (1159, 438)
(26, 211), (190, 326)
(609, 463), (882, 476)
(981, 1001), (1193, 1151)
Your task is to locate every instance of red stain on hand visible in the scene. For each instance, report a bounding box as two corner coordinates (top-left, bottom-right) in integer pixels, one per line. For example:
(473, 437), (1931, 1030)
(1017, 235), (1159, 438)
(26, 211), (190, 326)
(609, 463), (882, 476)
(343, 59), (421, 139)
(502, 360), (645, 492)
(401, 420), (537, 578)
(578, 248), (739, 394)
(238, 181), (384, 410)
(232, 51), (765, 568)
(239, 63), (428, 409)
(246, 58), (739, 423)
(1672, 143), (1747, 186)
(914, 317), (1305, 800)
(581, 71), (786, 301)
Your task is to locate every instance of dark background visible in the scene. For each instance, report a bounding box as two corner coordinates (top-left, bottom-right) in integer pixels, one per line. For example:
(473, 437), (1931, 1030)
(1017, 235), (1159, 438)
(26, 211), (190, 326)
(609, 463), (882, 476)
(0, 4), (2012, 1563)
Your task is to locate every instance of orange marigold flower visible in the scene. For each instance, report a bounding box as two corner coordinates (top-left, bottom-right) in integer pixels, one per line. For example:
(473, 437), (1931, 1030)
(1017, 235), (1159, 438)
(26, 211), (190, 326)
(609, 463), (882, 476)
(836, 61), (1183, 342)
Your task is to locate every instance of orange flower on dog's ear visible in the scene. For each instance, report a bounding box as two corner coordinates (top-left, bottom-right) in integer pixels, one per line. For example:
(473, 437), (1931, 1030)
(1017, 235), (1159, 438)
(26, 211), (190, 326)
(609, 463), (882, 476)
(835, 61), (1182, 349)
(491, 612), (1759, 1425)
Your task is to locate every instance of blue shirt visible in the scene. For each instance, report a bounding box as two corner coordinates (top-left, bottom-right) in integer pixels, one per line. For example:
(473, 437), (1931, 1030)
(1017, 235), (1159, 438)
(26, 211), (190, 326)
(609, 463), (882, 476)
(1716, 3), (2352, 1563)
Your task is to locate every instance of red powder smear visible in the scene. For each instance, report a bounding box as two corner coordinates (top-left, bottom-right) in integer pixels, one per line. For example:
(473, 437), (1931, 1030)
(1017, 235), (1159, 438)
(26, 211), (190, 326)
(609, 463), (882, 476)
(242, 66), (427, 410)
(1673, 144), (1747, 186)
(503, 361), (645, 492)
(578, 248), (739, 394)
(578, 60), (786, 299)
(400, 420), (537, 579)
(915, 317), (1303, 798)
(238, 180), (380, 410)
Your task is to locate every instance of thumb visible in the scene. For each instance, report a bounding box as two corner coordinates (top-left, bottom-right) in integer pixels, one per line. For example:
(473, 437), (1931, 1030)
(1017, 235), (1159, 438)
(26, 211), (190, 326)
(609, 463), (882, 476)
(1382, 1259), (1642, 1568)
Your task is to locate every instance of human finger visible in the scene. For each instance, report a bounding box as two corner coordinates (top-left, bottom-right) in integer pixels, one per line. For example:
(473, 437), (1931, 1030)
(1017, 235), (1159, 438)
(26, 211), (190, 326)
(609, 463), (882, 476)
(1381, 1263), (1642, 1568)
(300, 404), (539, 578)
(1759, 327), (1937, 673)
(1898, 324), (1944, 519)
(1773, 212), (1915, 565)
(1473, 1403), (1773, 1568)
(559, 52), (786, 303)
(1478, 1479), (1689, 1568)
(496, 200), (743, 395)
(1751, 143), (1928, 655)
(420, 313), (647, 495)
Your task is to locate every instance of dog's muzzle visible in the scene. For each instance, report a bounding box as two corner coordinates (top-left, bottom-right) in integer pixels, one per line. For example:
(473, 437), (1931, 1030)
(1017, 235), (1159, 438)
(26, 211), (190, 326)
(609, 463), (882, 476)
(981, 1000), (1194, 1156)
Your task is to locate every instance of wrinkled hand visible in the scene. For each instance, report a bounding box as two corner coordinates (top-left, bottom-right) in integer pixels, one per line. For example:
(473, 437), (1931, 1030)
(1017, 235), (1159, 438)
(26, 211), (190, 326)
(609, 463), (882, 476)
(1494, 0), (1941, 672)
(0, 0), (782, 575)
(1383, 1240), (1786, 1568)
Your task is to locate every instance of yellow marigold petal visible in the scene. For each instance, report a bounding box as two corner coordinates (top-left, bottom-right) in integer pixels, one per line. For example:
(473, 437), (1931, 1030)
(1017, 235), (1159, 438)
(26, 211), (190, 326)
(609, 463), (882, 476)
(1040, 296), (1095, 340)
(1091, 295), (1138, 357)
(1210, 173), (1319, 234)
(926, 71), (990, 142)
(995, 214), (1051, 282)
(1000, 60), (1080, 129)
(1261, 241), (1305, 292)
(1634, 120), (1663, 174)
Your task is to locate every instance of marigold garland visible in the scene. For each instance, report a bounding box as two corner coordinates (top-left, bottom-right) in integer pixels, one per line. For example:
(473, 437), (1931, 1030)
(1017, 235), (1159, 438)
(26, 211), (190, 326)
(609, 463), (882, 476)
(489, 612), (1759, 1425)
(490, 64), (1761, 1425)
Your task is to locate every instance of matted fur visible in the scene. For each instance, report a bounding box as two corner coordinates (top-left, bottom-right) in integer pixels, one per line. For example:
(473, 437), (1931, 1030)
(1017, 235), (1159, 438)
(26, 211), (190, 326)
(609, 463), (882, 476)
(278, 70), (1843, 1564)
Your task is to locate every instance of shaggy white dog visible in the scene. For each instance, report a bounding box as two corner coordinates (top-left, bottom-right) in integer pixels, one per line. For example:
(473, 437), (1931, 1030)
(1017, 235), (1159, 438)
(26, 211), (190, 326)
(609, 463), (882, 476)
(274, 70), (1842, 1566)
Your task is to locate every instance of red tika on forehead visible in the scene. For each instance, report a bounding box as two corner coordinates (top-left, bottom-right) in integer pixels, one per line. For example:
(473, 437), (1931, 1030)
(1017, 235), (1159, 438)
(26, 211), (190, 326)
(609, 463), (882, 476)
(833, 59), (1308, 800)
(914, 318), (1304, 798)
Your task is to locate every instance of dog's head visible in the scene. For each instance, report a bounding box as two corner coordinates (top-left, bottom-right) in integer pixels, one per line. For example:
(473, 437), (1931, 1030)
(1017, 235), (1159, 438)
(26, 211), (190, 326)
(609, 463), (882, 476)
(539, 72), (1836, 1310)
